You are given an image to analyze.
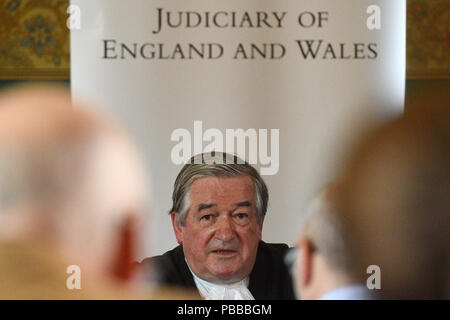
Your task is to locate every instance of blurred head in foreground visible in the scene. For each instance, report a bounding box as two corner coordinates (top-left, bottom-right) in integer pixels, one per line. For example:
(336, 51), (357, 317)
(338, 103), (449, 299)
(0, 85), (148, 298)
(293, 184), (373, 300)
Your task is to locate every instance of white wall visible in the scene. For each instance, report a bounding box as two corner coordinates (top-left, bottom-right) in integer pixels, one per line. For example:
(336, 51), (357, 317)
(71, 0), (405, 259)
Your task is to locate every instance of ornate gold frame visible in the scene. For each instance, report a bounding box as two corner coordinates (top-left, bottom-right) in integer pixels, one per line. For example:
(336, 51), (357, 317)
(0, 0), (70, 80)
(406, 0), (450, 79)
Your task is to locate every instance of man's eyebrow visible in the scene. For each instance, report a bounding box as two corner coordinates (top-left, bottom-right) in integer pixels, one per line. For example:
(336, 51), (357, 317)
(235, 201), (251, 208)
(198, 203), (216, 212)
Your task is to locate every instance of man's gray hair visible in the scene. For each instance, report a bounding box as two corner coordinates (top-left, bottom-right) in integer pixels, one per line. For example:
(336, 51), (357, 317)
(170, 152), (268, 226)
(300, 184), (355, 276)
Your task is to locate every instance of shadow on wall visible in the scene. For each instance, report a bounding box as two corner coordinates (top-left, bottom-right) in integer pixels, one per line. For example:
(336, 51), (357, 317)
(405, 79), (450, 113)
(0, 80), (70, 92)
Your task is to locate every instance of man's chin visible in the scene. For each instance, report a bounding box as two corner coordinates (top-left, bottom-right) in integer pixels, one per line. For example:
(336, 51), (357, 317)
(210, 274), (245, 285)
(207, 267), (246, 284)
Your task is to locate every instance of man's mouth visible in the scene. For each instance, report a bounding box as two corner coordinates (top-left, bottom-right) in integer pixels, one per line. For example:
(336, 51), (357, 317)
(211, 249), (238, 257)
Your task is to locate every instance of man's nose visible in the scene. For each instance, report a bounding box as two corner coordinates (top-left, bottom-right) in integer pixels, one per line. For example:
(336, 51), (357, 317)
(214, 217), (235, 242)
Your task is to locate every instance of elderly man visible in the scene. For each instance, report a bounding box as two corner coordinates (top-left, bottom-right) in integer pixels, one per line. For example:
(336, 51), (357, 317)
(0, 85), (150, 298)
(290, 185), (374, 300)
(140, 152), (295, 299)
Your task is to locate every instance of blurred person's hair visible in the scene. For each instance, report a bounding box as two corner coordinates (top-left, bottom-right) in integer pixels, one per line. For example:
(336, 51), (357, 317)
(299, 184), (357, 280)
(170, 152), (268, 226)
(0, 85), (148, 289)
(338, 103), (449, 299)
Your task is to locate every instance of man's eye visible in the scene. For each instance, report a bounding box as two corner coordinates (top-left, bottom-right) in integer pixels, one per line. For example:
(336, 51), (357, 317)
(201, 215), (212, 221)
(235, 213), (248, 219)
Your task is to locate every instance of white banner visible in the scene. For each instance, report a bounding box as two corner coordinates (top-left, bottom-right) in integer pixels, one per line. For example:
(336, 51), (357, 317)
(71, 0), (405, 257)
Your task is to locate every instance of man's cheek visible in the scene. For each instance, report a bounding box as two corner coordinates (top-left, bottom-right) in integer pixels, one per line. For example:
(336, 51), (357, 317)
(237, 226), (260, 241)
(190, 232), (213, 254)
(200, 228), (217, 244)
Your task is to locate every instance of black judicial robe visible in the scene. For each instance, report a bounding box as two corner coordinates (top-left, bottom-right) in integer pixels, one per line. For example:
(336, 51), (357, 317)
(139, 241), (296, 300)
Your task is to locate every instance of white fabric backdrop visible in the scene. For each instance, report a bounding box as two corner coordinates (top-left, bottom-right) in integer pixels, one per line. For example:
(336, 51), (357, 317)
(71, 0), (405, 259)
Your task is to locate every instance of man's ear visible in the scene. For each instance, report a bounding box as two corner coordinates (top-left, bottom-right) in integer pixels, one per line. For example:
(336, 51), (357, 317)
(111, 214), (137, 282)
(171, 212), (184, 244)
(257, 216), (264, 240)
(298, 237), (314, 288)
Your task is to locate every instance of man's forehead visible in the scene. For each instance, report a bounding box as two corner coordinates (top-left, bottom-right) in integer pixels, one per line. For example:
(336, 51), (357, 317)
(189, 175), (255, 202)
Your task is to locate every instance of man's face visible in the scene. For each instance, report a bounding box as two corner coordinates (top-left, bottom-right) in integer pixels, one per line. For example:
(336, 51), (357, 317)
(172, 175), (263, 284)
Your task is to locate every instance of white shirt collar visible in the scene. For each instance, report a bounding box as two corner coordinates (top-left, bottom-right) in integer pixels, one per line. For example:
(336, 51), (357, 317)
(185, 259), (255, 300)
(318, 284), (375, 300)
